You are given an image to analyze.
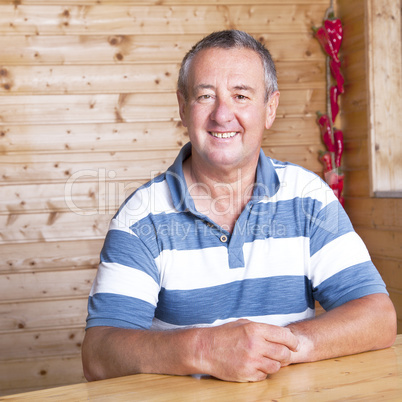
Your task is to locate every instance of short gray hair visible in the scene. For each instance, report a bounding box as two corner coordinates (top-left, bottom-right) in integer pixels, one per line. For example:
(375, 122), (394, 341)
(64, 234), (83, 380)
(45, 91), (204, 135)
(177, 30), (278, 103)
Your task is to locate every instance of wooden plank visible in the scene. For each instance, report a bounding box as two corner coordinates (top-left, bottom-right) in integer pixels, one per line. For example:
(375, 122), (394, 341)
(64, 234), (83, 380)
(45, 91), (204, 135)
(345, 197), (402, 230)
(0, 209), (112, 242)
(0, 117), (319, 154)
(0, 5), (327, 35)
(0, 297), (88, 331)
(371, 256), (402, 291)
(0, 89), (325, 124)
(0, 239), (102, 273)
(0, 354), (85, 396)
(0, 179), (146, 215)
(1, 143), (322, 186)
(341, 77), (368, 113)
(1, 149), (178, 184)
(0, 63), (180, 95)
(0, 33), (324, 66)
(341, 48), (366, 82)
(0, 269), (96, 301)
(342, 138), (369, 170)
(354, 227), (402, 261)
(343, 170), (370, 198)
(261, 144), (323, 171)
(0, 93), (179, 124)
(0, 121), (188, 153)
(0, 0), (331, 5)
(0, 327), (85, 361)
(366, 0), (402, 194)
(339, 110), (368, 138)
(337, 14), (365, 51)
(337, 0), (365, 22)
(0, 60), (325, 95)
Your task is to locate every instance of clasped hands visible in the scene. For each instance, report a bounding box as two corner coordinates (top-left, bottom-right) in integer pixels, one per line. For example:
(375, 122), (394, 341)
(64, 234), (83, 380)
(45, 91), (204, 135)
(196, 319), (300, 382)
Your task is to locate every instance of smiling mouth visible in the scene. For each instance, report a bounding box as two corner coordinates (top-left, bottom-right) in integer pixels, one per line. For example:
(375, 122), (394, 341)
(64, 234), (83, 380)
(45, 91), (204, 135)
(209, 131), (238, 139)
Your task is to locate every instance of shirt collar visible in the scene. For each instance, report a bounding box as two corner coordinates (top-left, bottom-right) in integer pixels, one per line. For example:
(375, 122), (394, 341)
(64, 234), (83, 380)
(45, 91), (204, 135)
(166, 142), (280, 212)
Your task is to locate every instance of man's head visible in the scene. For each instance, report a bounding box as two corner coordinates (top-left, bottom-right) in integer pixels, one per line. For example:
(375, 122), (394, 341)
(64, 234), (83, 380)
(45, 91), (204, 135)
(176, 31), (280, 173)
(177, 30), (278, 103)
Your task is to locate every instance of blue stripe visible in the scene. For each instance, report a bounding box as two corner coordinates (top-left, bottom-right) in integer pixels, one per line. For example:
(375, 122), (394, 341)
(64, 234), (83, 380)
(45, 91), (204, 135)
(309, 200), (353, 256)
(127, 198), (350, 255)
(130, 212), (223, 252)
(100, 229), (160, 284)
(313, 261), (387, 311)
(86, 293), (156, 330)
(155, 276), (314, 326)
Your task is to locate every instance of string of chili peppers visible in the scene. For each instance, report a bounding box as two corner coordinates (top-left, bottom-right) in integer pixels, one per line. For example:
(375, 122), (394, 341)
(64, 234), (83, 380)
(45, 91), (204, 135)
(313, 1), (345, 206)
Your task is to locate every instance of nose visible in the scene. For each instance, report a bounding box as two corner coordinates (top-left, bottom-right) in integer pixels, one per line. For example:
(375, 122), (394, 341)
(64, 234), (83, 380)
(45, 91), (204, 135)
(210, 97), (234, 124)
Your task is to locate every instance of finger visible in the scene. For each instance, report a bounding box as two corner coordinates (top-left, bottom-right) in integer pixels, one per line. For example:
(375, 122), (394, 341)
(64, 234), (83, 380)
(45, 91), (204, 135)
(261, 341), (293, 366)
(258, 356), (282, 375)
(260, 325), (299, 352)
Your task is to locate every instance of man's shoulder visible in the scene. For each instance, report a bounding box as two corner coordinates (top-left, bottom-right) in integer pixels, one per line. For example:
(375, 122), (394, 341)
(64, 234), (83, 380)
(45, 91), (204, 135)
(264, 156), (335, 205)
(113, 172), (174, 225)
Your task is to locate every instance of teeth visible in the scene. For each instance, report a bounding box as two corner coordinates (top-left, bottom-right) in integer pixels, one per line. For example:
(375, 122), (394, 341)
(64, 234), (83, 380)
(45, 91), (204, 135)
(210, 132), (237, 138)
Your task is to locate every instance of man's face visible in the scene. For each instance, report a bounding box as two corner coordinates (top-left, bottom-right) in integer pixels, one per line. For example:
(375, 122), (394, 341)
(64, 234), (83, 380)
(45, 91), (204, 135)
(177, 47), (279, 172)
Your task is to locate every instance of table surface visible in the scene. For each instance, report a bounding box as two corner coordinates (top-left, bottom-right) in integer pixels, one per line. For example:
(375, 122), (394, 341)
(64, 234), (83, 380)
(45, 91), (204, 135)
(2, 335), (401, 401)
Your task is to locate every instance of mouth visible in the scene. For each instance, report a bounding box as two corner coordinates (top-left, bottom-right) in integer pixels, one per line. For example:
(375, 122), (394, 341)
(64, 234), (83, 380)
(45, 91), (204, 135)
(209, 131), (238, 139)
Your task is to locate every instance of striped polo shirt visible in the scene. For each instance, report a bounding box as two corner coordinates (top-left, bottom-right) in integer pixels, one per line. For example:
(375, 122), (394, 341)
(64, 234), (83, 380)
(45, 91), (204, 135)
(86, 143), (387, 330)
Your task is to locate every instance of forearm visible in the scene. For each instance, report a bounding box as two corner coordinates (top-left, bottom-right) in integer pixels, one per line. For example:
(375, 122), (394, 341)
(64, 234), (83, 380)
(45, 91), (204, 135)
(287, 293), (397, 364)
(82, 326), (203, 381)
(82, 319), (300, 383)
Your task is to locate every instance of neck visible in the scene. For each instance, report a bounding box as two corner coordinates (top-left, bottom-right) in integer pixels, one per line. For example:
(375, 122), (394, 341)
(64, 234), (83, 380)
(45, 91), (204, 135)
(183, 154), (259, 232)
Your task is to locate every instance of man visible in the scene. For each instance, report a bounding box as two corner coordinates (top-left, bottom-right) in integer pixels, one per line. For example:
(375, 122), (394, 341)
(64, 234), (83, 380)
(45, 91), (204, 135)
(82, 30), (396, 383)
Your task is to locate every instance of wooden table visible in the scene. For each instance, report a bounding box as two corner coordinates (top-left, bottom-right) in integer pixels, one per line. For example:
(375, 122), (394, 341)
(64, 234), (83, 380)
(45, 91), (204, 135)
(2, 335), (401, 401)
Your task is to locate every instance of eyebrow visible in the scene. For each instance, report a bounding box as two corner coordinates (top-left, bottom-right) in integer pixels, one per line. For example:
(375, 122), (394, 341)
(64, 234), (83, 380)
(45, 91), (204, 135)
(193, 84), (256, 93)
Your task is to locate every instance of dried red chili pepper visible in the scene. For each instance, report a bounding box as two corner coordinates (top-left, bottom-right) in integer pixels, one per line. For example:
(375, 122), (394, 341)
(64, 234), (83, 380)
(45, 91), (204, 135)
(325, 170), (344, 200)
(330, 86), (340, 123)
(324, 18), (343, 57)
(330, 59), (345, 93)
(334, 128), (344, 168)
(319, 151), (333, 172)
(313, 25), (340, 63)
(317, 113), (335, 152)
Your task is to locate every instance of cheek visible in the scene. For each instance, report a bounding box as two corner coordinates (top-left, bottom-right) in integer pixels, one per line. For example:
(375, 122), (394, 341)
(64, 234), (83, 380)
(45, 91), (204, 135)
(188, 105), (210, 126)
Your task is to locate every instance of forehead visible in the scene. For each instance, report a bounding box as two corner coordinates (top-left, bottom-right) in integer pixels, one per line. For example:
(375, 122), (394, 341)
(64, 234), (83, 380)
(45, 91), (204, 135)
(188, 47), (265, 87)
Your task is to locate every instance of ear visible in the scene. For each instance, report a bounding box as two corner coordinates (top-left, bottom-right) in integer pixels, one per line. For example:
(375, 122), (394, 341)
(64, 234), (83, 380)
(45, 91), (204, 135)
(265, 91), (280, 130)
(176, 90), (188, 128)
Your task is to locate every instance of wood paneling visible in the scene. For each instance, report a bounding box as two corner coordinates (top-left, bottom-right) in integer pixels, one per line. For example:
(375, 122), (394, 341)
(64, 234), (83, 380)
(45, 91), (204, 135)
(0, 4), (326, 35)
(365, 0), (402, 195)
(338, 0), (402, 333)
(0, 33), (323, 65)
(0, 0), (330, 396)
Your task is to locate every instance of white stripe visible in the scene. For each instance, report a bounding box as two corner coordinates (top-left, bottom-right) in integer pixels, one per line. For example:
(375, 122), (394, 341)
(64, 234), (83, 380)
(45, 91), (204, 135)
(117, 179), (178, 226)
(310, 231), (371, 287)
(156, 237), (309, 291)
(263, 164), (336, 209)
(150, 308), (315, 330)
(90, 262), (160, 306)
(108, 218), (136, 235)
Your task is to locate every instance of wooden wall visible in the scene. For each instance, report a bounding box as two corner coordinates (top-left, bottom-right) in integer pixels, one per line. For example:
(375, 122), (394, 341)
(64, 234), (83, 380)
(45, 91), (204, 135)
(337, 0), (402, 332)
(0, 0), (331, 396)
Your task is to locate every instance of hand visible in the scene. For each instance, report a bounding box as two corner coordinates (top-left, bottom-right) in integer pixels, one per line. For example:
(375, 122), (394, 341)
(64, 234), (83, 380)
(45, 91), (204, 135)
(198, 319), (299, 382)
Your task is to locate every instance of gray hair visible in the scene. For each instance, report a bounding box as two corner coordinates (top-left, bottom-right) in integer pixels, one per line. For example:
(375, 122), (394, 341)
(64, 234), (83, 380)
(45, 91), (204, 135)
(177, 30), (278, 103)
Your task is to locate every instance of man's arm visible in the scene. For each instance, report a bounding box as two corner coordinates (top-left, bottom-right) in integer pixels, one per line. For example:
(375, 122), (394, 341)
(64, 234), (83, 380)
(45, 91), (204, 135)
(287, 293), (397, 364)
(82, 293), (396, 383)
(82, 319), (299, 383)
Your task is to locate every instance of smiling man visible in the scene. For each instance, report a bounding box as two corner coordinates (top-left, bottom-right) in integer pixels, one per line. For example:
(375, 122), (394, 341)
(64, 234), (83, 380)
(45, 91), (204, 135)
(82, 30), (396, 383)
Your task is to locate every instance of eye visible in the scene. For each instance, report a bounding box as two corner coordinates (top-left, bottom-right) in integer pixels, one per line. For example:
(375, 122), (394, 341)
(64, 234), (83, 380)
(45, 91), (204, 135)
(235, 94), (248, 100)
(196, 94), (214, 103)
